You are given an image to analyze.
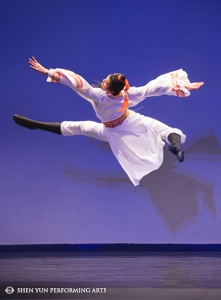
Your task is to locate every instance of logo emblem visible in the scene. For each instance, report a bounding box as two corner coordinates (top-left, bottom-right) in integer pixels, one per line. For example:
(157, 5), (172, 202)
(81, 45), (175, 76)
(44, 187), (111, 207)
(5, 287), (15, 294)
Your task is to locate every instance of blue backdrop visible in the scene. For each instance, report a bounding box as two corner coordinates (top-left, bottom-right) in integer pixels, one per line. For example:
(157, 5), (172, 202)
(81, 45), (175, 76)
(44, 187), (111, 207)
(0, 0), (221, 244)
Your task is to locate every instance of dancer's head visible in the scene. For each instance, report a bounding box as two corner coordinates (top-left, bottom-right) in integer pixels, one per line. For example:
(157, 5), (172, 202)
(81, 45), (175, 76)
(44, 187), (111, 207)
(101, 73), (130, 112)
(101, 73), (127, 95)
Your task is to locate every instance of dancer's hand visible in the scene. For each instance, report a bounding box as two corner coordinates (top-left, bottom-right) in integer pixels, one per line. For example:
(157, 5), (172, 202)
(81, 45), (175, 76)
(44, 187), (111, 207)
(184, 82), (204, 91)
(29, 57), (49, 75)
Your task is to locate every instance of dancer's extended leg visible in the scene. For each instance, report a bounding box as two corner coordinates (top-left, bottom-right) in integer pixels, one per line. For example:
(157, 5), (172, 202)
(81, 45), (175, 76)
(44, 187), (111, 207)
(13, 115), (108, 142)
(13, 114), (61, 134)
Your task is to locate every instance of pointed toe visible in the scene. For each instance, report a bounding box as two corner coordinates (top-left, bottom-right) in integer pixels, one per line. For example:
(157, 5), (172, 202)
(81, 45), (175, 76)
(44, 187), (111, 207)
(177, 150), (184, 162)
(168, 146), (184, 162)
(13, 115), (37, 130)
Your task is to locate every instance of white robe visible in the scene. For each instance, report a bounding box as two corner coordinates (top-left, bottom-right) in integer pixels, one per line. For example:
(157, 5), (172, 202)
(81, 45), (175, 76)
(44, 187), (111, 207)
(47, 69), (190, 185)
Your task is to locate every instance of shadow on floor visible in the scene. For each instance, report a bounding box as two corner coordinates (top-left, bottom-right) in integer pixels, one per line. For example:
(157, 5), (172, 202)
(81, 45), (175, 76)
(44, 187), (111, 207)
(63, 129), (221, 235)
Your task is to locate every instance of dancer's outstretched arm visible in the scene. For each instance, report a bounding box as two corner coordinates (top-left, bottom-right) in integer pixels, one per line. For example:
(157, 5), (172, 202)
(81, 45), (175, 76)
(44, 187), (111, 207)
(128, 69), (204, 107)
(29, 57), (91, 91)
(29, 57), (101, 105)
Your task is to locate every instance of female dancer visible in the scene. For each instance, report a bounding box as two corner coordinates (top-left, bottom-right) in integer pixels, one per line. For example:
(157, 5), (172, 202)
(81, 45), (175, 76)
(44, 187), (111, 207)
(13, 57), (204, 186)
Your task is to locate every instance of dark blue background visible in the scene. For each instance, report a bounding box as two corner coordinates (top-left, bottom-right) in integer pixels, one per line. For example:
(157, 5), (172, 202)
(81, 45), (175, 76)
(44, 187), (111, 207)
(0, 0), (221, 244)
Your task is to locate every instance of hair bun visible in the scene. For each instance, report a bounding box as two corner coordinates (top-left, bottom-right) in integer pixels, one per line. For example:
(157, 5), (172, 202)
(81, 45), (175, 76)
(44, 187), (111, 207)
(118, 74), (126, 82)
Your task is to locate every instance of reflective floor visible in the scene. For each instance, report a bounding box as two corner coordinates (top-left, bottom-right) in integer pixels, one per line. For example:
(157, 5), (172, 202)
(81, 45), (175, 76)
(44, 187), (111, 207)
(0, 252), (221, 299)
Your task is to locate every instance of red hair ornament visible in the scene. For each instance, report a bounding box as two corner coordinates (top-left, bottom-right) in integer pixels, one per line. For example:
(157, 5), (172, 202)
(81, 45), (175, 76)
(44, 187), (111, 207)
(118, 75), (130, 112)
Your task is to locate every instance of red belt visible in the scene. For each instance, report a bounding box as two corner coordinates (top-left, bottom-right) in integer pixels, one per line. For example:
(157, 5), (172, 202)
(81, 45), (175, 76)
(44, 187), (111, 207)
(102, 110), (129, 128)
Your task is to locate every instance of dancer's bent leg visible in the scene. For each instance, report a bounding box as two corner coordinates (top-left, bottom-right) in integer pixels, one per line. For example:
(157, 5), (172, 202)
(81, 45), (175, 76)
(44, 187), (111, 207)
(167, 133), (184, 162)
(13, 115), (61, 134)
(143, 116), (185, 162)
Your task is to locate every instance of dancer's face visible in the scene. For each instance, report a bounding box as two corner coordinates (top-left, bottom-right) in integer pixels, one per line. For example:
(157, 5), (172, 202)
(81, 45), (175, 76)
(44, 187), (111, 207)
(101, 76), (110, 91)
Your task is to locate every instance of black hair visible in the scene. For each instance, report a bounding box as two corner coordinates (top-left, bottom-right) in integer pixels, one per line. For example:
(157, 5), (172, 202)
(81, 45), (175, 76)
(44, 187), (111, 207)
(92, 74), (126, 95)
(108, 73), (126, 95)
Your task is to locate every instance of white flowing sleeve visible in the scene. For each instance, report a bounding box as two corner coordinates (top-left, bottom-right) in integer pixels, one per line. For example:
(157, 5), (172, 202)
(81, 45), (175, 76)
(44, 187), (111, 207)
(128, 69), (191, 107)
(46, 68), (101, 104)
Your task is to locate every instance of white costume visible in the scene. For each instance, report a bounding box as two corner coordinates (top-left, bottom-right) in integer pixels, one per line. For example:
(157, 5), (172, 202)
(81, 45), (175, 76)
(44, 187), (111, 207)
(47, 69), (190, 186)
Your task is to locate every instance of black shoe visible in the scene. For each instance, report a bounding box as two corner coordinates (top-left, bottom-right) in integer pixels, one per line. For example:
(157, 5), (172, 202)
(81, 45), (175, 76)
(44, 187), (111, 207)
(168, 145), (184, 162)
(177, 150), (184, 162)
(13, 114), (37, 130)
(13, 114), (62, 134)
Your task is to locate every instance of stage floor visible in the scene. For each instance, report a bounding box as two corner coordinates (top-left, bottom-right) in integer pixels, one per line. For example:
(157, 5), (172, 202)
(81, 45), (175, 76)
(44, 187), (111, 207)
(0, 252), (221, 299)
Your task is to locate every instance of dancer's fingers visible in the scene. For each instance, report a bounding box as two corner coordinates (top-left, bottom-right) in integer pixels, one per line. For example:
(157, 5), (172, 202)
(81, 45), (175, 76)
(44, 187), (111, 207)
(32, 57), (38, 63)
(29, 59), (35, 64)
(29, 60), (39, 68)
(29, 59), (36, 65)
(198, 82), (204, 88)
(29, 62), (37, 68)
(185, 82), (204, 91)
(30, 63), (38, 68)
